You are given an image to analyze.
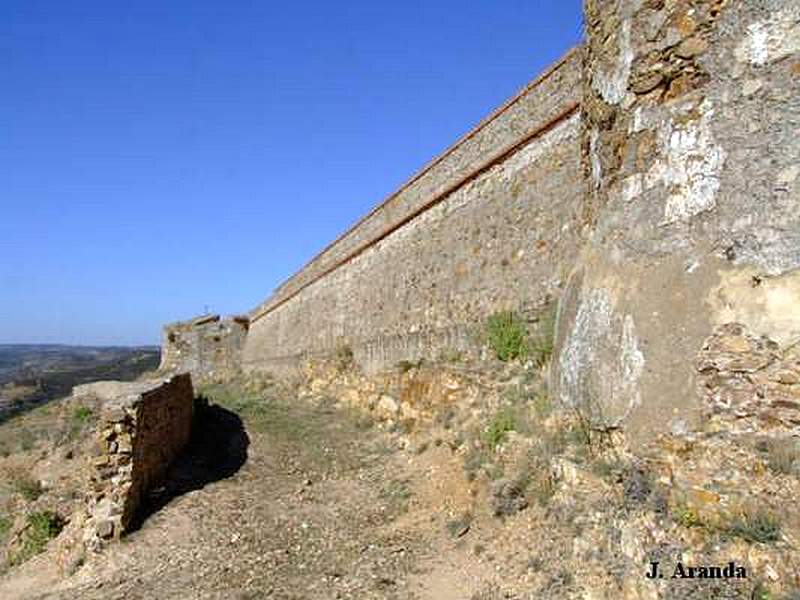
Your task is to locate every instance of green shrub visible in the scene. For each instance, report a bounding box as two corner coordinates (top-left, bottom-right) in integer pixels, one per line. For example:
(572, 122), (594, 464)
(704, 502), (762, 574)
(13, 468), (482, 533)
(486, 311), (529, 362)
(72, 406), (93, 422)
(12, 475), (43, 501)
(0, 515), (11, 539)
(482, 407), (517, 452)
(528, 306), (556, 367)
(751, 581), (773, 600)
(61, 405), (96, 442)
(19, 428), (35, 452)
(723, 508), (781, 544)
(673, 504), (703, 529)
(334, 342), (355, 372)
(463, 445), (489, 481)
(671, 501), (781, 544)
(11, 511), (65, 565)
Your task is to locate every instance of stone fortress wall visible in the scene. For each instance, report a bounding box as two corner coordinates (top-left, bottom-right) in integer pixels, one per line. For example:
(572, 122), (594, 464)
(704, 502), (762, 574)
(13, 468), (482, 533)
(243, 48), (586, 374)
(160, 314), (249, 384)
(164, 0), (799, 441)
(554, 0), (800, 442)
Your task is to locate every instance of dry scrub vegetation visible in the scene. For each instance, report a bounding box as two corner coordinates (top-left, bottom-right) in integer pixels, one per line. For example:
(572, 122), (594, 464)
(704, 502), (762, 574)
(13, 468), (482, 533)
(0, 311), (797, 598)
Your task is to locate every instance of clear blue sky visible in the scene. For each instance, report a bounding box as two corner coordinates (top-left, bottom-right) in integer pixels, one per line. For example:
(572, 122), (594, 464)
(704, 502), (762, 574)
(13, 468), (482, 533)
(1, 1), (583, 346)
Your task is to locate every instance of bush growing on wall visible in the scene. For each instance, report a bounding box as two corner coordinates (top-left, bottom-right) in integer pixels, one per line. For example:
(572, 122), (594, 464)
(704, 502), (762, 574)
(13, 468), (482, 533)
(528, 305), (556, 367)
(486, 311), (529, 361)
(334, 341), (355, 372)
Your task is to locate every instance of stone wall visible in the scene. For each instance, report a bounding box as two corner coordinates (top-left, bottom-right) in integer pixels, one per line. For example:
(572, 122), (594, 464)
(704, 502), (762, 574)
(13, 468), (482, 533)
(74, 374), (194, 547)
(243, 48), (585, 374)
(553, 0), (800, 442)
(165, 0), (797, 443)
(697, 322), (800, 435)
(160, 315), (249, 384)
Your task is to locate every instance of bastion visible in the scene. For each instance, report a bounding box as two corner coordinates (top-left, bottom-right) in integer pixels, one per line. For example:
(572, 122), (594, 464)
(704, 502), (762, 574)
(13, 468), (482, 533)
(160, 314), (249, 384)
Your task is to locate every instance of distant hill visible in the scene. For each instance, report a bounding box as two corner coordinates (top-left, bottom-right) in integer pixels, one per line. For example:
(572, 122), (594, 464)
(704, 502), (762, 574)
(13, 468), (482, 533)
(0, 345), (161, 421)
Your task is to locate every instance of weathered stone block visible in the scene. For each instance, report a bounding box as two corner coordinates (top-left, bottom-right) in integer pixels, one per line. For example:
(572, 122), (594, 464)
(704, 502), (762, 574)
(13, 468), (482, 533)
(553, 0), (799, 444)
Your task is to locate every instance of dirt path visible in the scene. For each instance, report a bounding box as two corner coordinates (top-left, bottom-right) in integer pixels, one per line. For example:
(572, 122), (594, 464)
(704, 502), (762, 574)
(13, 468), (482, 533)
(8, 388), (501, 600)
(3, 374), (794, 599)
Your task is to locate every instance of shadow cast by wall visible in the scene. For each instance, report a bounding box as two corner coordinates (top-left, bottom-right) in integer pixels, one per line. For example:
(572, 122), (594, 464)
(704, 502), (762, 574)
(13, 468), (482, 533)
(131, 397), (249, 531)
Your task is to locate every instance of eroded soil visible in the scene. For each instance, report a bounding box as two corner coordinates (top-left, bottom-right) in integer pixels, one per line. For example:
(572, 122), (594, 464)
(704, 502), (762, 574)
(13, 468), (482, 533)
(0, 385), (518, 599)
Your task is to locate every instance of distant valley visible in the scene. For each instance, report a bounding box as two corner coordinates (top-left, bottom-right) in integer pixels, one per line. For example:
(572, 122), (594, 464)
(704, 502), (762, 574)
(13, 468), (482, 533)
(0, 344), (160, 421)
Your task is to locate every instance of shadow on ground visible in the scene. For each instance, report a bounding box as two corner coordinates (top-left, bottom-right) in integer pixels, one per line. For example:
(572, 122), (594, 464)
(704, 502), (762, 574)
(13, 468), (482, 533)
(131, 397), (249, 530)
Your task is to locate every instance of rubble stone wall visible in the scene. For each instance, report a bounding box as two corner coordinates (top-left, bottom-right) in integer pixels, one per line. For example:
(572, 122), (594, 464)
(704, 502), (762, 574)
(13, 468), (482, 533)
(160, 315), (248, 384)
(76, 374), (194, 547)
(553, 0), (800, 442)
(697, 323), (800, 434)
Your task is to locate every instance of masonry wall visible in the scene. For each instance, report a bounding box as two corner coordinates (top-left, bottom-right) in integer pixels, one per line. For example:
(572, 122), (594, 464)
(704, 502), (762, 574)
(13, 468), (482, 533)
(553, 0), (800, 442)
(161, 315), (249, 384)
(170, 0), (798, 444)
(243, 48), (585, 374)
(79, 375), (194, 547)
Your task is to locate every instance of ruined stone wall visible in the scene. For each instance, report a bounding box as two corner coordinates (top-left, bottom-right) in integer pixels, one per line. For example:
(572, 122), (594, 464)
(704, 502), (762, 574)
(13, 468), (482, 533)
(75, 375), (194, 547)
(161, 314), (249, 384)
(553, 0), (800, 442)
(243, 48), (585, 374)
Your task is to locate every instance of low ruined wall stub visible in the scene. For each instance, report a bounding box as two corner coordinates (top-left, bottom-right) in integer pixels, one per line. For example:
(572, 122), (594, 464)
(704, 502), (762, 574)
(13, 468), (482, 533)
(82, 374), (193, 548)
(243, 106), (586, 375)
(553, 0), (800, 442)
